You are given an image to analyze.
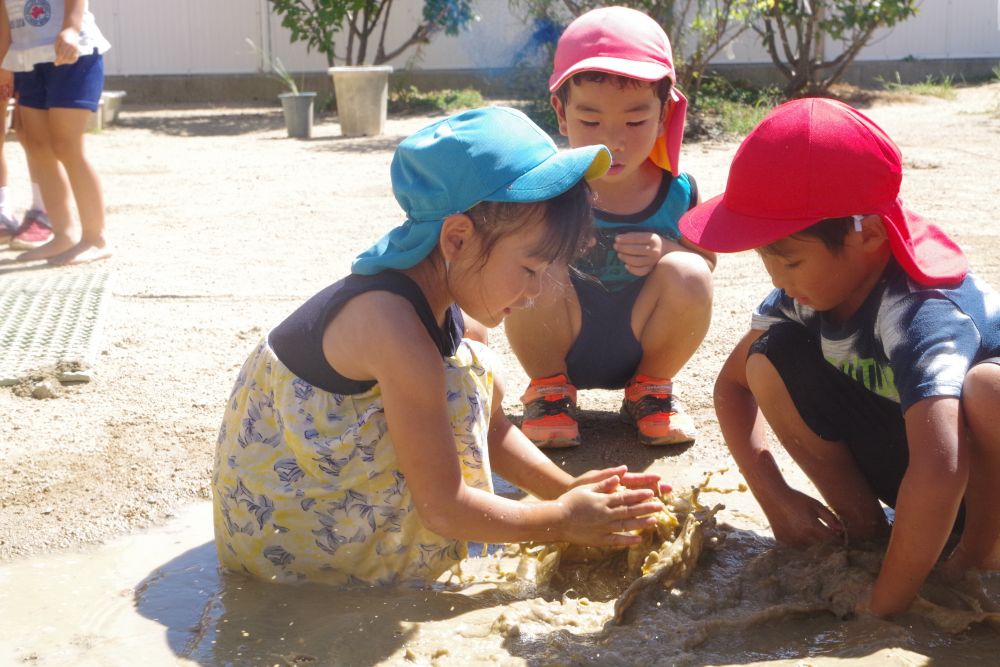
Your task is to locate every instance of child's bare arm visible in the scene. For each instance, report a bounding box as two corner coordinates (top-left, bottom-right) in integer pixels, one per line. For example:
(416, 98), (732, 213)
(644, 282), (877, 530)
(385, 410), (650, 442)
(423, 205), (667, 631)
(716, 329), (842, 543)
(54, 0), (85, 65)
(485, 372), (664, 500)
(340, 294), (662, 546)
(867, 396), (967, 616)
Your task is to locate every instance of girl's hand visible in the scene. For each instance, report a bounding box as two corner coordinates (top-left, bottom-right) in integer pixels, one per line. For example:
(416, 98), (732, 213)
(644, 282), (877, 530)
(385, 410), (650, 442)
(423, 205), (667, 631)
(556, 475), (664, 547)
(571, 465), (670, 496)
(54, 28), (80, 66)
(614, 231), (664, 277)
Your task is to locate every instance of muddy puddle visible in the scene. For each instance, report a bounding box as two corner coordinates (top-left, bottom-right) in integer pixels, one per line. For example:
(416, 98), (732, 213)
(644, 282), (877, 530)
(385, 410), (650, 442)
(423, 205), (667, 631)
(4, 477), (1000, 666)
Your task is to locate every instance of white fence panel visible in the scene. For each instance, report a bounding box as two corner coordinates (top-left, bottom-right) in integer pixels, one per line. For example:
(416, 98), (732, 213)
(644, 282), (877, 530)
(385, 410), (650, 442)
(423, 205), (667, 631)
(857, 0), (1000, 60)
(91, 0), (268, 75)
(87, 0), (1000, 77)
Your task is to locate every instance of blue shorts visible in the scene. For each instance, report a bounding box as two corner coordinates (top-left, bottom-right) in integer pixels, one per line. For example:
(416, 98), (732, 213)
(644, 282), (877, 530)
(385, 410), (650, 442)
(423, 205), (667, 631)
(14, 51), (105, 112)
(565, 272), (644, 390)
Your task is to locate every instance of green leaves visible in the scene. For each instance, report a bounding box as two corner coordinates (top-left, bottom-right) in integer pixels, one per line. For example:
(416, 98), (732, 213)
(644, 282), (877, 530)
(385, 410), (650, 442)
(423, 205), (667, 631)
(268, 0), (477, 66)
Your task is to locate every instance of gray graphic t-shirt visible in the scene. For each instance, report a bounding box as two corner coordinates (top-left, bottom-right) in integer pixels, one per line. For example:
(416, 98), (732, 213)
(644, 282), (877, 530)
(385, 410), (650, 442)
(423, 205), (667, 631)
(752, 260), (1000, 411)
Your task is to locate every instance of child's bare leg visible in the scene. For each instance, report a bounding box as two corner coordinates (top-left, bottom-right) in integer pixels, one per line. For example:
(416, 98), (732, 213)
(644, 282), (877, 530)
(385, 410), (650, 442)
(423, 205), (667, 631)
(947, 362), (1000, 571)
(632, 251), (712, 379)
(503, 265), (579, 378)
(45, 107), (110, 265)
(745, 352), (890, 542)
(14, 107), (76, 261)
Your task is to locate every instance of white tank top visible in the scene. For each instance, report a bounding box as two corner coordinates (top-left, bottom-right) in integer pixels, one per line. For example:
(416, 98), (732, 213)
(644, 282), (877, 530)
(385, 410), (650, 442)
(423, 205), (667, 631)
(3, 0), (111, 71)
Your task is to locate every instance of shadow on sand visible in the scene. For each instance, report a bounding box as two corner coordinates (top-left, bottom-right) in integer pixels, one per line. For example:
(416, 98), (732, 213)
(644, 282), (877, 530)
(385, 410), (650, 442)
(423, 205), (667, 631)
(134, 541), (513, 666)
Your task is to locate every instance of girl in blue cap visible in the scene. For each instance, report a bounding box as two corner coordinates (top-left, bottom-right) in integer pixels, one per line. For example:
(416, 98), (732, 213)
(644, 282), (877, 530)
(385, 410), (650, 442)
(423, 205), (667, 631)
(213, 107), (668, 587)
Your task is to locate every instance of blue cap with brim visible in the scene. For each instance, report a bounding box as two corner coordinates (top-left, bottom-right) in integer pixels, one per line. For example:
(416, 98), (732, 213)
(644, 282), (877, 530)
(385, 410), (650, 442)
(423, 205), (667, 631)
(352, 106), (610, 275)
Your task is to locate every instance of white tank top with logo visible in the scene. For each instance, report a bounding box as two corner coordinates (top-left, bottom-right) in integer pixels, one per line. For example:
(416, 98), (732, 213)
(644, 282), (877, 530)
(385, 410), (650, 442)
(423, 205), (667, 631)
(3, 0), (111, 71)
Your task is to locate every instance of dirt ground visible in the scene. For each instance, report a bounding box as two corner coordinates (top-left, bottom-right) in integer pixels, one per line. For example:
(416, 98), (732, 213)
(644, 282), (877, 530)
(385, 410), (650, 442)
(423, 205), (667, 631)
(1, 80), (999, 564)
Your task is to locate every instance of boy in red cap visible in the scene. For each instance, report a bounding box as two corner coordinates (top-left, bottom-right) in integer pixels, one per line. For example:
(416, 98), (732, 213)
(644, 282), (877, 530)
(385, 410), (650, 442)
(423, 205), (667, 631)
(505, 6), (716, 448)
(680, 97), (1000, 617)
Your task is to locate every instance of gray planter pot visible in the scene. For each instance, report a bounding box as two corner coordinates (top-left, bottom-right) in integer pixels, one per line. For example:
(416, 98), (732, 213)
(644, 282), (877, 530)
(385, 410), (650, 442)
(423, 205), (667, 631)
(328, 66), (393, 137)
(279, 92), (317, 139)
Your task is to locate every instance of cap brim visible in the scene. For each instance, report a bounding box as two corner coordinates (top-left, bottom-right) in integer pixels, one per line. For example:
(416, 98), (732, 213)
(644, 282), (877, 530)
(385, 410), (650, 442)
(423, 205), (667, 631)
(549, 57), (673, 91)
(680, 193), (818, 252)
(489, 144), (611, 203)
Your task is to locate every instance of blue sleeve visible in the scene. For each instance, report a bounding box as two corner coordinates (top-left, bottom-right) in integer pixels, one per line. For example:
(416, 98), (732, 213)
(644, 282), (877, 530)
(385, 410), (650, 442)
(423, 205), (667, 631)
(751, 288), (810, 331)
(880, 293), (981, 411)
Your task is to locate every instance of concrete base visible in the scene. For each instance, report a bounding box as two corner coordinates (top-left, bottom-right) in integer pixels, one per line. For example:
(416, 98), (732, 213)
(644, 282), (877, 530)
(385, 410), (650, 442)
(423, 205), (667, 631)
(85, 99), (105, 132)
(102, 90), (127, 124)
(328, 66), (393, 137)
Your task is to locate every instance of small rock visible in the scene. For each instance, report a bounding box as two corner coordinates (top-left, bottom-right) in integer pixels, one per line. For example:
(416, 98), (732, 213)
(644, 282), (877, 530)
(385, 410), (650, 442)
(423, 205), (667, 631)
(31, 381), (59, 400)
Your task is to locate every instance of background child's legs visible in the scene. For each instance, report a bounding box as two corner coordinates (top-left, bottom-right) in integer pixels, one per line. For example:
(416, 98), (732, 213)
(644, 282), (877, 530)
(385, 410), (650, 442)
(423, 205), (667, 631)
(26, 106), (108, 264)
(47, 106), (107, 263)
(950, 360), (1000, 569)
(14, 52), (108, 264)
(14, 106), (77, 260)
(631, 250), (712, 380)
(0, 114), (10, 234)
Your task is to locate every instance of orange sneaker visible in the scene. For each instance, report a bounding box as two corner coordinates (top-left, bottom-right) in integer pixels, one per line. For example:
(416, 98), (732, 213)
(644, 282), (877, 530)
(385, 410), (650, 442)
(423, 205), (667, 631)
(520, 373), (580, 448)
(621, 374), (697, 446)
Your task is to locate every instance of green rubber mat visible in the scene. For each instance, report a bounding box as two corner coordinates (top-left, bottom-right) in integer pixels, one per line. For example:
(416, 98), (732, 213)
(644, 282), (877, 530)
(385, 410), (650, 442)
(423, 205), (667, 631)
(0, 270), (112, 385)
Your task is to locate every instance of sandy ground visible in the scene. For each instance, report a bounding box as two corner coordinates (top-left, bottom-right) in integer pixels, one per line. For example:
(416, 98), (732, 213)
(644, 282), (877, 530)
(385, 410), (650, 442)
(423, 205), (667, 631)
(1, 81), (999, 570)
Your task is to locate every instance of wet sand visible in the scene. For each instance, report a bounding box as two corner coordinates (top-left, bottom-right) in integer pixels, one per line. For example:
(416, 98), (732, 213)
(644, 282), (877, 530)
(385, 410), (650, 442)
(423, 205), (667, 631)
(2, 82), (1000, 664)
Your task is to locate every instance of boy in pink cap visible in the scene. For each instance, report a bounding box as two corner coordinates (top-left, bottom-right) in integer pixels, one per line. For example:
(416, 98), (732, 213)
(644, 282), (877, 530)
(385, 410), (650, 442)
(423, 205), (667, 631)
(680, 97), (1000, 617)
(505, 6), (716, 448)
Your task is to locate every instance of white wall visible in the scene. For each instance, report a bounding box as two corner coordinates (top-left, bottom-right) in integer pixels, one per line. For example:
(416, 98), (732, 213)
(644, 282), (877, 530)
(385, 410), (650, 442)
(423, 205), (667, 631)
(89, 0), (1000, 77)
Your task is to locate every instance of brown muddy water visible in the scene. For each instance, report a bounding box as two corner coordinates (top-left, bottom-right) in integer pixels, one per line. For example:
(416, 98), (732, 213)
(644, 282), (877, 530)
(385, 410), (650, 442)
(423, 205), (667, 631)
(4, 475), (1000, 667)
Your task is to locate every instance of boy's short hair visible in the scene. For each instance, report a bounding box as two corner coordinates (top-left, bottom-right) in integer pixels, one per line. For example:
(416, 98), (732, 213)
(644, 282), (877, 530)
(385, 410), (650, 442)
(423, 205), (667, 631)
(553, 71), (674, 108)
(548, 6), (688, 176)
(680, 98), (968, 287)
(758, 217), (854, 256)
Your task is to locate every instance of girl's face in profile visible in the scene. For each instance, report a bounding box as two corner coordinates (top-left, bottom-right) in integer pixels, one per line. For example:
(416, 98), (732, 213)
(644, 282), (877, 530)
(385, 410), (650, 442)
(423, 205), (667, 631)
(452, 212), (553, 328)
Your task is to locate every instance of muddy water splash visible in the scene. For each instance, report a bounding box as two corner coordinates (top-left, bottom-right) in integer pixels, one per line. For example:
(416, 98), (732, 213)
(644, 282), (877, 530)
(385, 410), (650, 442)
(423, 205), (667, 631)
(3, 488), (1000, 665)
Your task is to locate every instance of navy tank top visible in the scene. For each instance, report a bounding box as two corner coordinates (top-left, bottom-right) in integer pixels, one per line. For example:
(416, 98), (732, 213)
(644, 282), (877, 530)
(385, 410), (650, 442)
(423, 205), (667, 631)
(268, 271), (464, 395)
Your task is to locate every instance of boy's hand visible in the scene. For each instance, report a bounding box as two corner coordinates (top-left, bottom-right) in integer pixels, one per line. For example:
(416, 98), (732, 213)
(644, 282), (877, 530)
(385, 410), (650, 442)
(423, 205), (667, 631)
(614, 231), (664, 276)
(54, 28), (81, 65)
(557, 475), (664, 547)
(765, 487), (845, 546)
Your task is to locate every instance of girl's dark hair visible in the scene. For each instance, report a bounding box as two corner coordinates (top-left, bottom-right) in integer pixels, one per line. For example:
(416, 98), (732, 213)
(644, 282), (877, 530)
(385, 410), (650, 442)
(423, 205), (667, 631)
(759, 216), (855, 255)
(554, 72), (673, 107)
(465, 179), (594, 266)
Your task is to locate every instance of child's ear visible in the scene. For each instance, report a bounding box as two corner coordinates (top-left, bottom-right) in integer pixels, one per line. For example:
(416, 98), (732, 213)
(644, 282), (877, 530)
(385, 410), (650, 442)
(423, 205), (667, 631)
(440, 213), (475, 263)
(855, 214), (889, 253)
(551, 94), (569, 136)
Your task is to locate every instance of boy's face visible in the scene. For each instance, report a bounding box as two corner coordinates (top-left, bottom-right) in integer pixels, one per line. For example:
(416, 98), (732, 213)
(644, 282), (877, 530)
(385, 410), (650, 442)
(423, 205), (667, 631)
(552, 78), (664, 184)
(759, 229), (882, 322)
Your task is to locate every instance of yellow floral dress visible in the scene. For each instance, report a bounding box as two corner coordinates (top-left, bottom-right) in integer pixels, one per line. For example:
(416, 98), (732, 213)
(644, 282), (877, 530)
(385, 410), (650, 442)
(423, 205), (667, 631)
(212, 336), (495, 586)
